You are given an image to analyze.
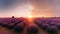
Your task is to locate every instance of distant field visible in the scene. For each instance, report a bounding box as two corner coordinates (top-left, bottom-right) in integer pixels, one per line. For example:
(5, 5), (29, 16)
(0, 18), (60, 34)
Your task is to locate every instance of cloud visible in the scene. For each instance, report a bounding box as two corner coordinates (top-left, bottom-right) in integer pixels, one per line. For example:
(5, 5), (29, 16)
(28, 0), (60, 17)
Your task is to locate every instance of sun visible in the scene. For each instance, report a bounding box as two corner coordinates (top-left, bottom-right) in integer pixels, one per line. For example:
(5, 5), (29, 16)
(28, 15), (32, 18)
(27, 15), (33, 22)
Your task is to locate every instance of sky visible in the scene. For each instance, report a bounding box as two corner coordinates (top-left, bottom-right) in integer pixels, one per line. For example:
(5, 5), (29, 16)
(0, 0), (60, 18)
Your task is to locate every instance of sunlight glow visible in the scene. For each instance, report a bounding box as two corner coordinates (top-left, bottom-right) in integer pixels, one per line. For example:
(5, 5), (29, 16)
(28, 15), (32, 18)
(25, 4), (34, 18)
(26, 4), (34, 11)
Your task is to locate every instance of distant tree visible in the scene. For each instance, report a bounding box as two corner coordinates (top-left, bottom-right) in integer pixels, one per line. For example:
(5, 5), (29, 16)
(12, 16), (14, 18)
(20, 17), (23, 18)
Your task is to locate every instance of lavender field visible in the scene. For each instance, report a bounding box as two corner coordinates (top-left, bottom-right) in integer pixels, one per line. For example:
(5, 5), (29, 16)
(0, 18), (60, 34)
